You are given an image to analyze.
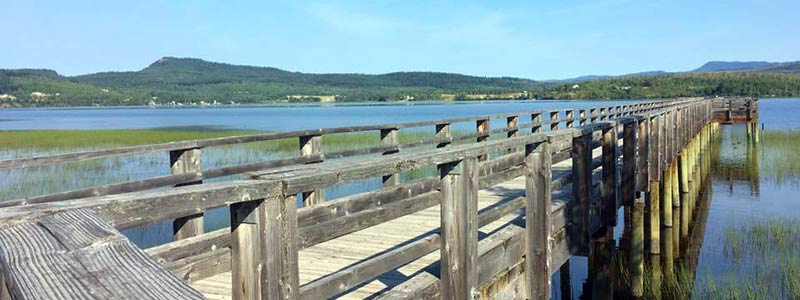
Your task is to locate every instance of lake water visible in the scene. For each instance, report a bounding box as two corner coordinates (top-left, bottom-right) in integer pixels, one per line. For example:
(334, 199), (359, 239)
(2, 98), (799, 299)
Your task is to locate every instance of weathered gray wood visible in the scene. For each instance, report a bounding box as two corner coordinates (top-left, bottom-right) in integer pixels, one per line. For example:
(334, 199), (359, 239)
(381, 128), (401, 186)
(164, 247), (231, 283)
(525, 140), (552, 300)
(601, 122), (619, 227)
(531, 112), (543, 133)
(622, 120), (638, 207)
(550, 111), (560, 131)
(507, 116), (519, 153)
(300, 134), (325, 206)
(476, 118), (490, 161)
(438, 157), (479, 300)
(300, 235), (440, 300)
(171, 148), (205, 241)
(0, 272), (8, 300)
(0, 209), (205, 300)
(436, 123), (452, 148)
(231, 200), (262, 300)
(570, 132), (592, 256)
(579, 109), (587, 126)
(259, 196), (300, 300)
(0, 180), (282, 231)
(565, 109), (575, 128)
(636, 118), (649, 191)
(146, 227), (230, 264)
(631, 196), (644, 298)
(299, 191), (440, 249)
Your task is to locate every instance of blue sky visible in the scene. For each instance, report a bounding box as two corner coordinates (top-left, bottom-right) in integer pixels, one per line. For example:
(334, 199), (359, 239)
(1, 0), (798, 79)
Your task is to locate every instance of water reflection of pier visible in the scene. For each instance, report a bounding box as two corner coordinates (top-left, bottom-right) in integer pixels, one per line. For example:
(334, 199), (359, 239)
(713, 124), (761, 195)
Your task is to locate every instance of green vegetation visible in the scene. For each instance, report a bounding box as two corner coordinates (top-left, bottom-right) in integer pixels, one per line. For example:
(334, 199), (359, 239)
(759, 130), (800, 186)
(0, 57), (545, 107)
(0, 128), (259, 150)
(5, 57), (800, 107)
(543, 72), (800, 100)
(702, 219), (800, 300)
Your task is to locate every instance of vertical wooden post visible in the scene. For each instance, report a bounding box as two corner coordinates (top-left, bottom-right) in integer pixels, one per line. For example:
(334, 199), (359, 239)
(436, 123), (452, 148)
(531, 113), (543, 134)
(590, 108), (598, 123)
(381, 128), (400, 186)
(231, 200), (262, 300)
(579, 109), (587, 126)
(439, 157), (479, 300)
(566, 110), (575, 128)
(672, 163), (681, 256)
(647, 116), (661, 256)
(631, 196), (645, 298)
(525, 140), (552, 300)
(259, 195), (300, 300)
(663, 164), (673, 228)
(170, 148), (204, 240)
(600, 107), (608, 121)
(476, 118), (490, 161)
(507, 116), (519, 153)
(622, 120), (638, 251)
(549, 111), (560, 131)
(571, 131), (592, 256)
(637, 118), (649, 192)
(601, 122), (619, 227)
(680, 149), (690, 242)
(300, 135), (324, 206)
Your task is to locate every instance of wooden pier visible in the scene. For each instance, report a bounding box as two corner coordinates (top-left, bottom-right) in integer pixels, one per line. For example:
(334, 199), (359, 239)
(0, 97), (757, 299)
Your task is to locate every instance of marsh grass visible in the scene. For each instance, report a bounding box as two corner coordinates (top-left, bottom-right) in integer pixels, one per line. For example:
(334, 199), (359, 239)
(702, 219), (800, 300)
(0, 128), (472, 200)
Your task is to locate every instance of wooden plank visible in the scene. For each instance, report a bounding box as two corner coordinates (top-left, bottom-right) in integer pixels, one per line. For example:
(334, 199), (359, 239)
(171, 148), (205, 241)
(299, 235), (440, 300)
(231, 200), (262, 300)
(0, 180), (282, 231)
(525, 140), (552, 300)
(300, 134), (325, 206)
(438, 157), (479, 300)
(0, 208), (205, 300)
(259, 196), (300, 299)
(381, 128), (401, 186)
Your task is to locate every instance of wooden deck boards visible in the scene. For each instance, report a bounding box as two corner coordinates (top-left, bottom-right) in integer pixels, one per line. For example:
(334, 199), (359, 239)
(191, 152), (584, 300)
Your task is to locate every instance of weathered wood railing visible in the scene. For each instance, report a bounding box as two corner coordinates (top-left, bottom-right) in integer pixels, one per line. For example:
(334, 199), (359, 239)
(0, 97), (722, 300)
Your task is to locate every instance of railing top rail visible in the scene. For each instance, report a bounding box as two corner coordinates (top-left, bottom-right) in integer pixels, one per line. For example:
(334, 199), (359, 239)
(0, 98), (714, 229)
(0, 99), (686, 171)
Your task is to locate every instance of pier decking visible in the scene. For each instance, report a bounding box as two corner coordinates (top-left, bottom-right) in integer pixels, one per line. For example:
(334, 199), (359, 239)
(0, 97), (757, 300)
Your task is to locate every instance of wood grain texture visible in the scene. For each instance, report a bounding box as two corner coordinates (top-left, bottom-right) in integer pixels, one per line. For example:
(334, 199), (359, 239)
(0, 209), (205, 300)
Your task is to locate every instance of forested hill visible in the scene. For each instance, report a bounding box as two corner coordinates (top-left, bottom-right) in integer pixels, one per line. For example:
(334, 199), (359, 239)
(0, 57), (544, 107)
(2, 57), (800, 107)
(543, 72), (800, 100)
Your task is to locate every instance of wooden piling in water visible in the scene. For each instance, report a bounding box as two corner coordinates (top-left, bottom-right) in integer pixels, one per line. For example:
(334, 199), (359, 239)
(631, 196), (645, 298)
